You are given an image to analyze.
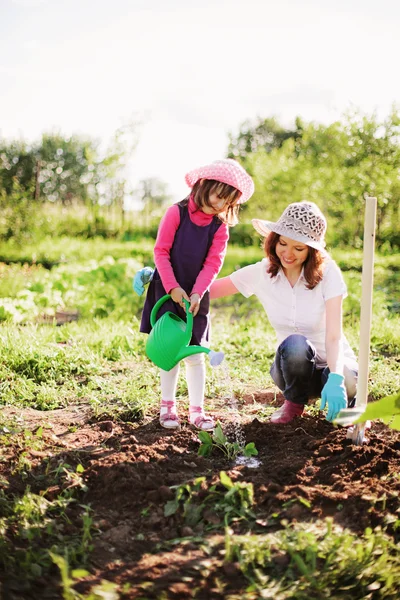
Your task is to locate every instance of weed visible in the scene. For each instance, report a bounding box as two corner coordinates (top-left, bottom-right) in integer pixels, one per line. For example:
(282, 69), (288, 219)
(225, 519), (400, 598)
(50, 552), (120, 600)
(164, 471), (255, 529)
(0, 487), (95, 584)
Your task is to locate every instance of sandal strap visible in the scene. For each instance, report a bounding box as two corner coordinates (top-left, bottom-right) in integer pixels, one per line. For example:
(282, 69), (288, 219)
(160, 400), (180, 425)
(161, 400), (175, 409)
(192, 415), (214, 428)
(189, 406), (214, 429)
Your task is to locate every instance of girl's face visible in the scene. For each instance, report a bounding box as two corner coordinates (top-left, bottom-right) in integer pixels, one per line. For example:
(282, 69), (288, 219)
(276, 235), (309, 272)
(201, 191), (230, 215)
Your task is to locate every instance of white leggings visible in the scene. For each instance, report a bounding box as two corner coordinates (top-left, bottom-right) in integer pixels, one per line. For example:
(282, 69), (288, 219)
(160, 353), (205, 408)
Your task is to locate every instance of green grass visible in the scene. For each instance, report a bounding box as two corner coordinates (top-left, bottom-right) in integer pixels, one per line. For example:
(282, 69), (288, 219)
(225, 520), (400, 599)
(0, 239), (398, 411)
(0, 235), (154, 267)
(0, 320), (156, 416)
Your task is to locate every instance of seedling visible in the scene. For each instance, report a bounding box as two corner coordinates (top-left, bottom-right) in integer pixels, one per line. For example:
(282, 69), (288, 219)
(197, 421), (258, 460)
(164, 471), (255, 529)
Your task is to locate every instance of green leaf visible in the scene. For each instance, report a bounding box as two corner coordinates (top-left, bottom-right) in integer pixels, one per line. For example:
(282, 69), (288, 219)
(335, 393), (400, 427)
(298, 497), (312, 508)
(198, 430), (212, 444)
(198, 444), (212, 457)
(389, 414), (400, 431)
(71, 568), (90, 578)
(355, 393), (400, 422)
(244, 442), (258, 457)
(164, 500), (179, 517)
(220, 471), (233, 489)
(212, 422), (227, 446)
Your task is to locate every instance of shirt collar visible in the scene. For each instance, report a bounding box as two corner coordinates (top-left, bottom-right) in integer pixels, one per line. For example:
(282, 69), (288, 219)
(188, 195), (214, 225)
(271, 266), (306, 285)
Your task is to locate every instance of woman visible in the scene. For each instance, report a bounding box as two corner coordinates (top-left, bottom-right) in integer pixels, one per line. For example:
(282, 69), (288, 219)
(210, 201), (358, 424)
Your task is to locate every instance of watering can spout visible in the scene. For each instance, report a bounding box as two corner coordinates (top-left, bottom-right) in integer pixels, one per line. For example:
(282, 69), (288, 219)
(176, 346), (225, 366)
(176, 346), (210, 363)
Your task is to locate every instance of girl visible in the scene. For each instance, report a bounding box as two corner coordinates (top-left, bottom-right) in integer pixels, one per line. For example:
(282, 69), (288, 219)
(209, 201), (358, 424)
(135, 159), (254, 430)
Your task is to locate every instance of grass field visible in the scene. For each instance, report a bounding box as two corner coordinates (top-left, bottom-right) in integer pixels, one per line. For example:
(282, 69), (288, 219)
(0, 237), (398, 411)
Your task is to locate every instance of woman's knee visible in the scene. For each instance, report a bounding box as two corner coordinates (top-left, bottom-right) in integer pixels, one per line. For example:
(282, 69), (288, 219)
(279, 334), (315, 362)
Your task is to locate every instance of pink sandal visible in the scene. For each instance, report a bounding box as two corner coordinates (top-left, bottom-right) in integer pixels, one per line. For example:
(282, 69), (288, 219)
(189, 406), (215, 431)
(160, 400), (180, 429)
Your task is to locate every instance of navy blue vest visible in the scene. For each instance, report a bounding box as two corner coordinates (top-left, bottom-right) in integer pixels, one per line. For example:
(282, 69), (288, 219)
(140, 199), (223, 345)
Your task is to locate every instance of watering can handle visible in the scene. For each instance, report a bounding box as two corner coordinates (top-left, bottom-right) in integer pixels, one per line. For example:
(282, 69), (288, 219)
(150, 294), (193, 330)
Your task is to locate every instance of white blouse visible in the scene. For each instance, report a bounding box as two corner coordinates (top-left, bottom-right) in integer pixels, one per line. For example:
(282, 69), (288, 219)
(229, 257), (357, 369)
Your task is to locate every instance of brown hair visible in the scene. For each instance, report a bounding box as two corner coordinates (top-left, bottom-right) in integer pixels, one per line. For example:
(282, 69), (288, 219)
(264, 232), (326, 289)
(191, 179), (242, 226)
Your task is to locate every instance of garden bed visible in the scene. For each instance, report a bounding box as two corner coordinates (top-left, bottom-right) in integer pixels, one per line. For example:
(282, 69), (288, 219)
(1, 390), (399, 599)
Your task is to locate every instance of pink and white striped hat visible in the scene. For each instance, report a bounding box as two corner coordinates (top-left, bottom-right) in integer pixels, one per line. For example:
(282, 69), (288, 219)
(185, 158), (254, 204)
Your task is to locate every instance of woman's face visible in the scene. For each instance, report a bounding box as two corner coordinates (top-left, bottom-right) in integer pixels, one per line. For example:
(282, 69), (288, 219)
(276, 235), (309, 272)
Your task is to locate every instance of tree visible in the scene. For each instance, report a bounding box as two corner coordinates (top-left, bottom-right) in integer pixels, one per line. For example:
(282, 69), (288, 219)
(136, 177), (172, 228)
(37, 133), (99, 205)
(227, 116), (303, 160)
(0, 139), (37, 195)
(231, 109), (400, 247)
(0, 116), (142, 212)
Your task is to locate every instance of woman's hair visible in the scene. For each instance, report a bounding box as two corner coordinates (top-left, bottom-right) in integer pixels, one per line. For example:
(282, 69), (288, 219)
(264, 232), (326, 289)
(191, 179), (242, 226)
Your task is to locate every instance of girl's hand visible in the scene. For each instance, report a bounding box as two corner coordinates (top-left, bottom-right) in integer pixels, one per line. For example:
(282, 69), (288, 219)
(189, 293), (201, 316)
(170, 287), (190, 308)
(132, 267), (154, 296)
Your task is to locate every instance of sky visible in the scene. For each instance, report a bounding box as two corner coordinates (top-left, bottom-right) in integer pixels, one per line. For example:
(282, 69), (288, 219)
(1, 0), (400, 202)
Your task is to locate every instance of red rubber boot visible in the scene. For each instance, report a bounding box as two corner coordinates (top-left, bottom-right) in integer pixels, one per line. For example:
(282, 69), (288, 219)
(270, 400), (304, 424)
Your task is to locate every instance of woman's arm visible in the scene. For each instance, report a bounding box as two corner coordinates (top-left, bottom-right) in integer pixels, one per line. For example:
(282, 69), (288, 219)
(325, 295), (344, 374)
(210, 276), (240, 299)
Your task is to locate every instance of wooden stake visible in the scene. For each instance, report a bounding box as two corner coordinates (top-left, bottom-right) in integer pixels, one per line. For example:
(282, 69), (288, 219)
(351, 196), (377, 444)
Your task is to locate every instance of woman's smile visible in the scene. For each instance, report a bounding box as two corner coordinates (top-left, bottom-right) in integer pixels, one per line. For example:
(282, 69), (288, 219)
(276, 236), (309, 273)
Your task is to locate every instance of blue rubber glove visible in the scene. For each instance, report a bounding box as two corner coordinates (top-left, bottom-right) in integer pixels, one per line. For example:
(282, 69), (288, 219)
(133, 267), (154, 296)
(320, 372), (347, 422)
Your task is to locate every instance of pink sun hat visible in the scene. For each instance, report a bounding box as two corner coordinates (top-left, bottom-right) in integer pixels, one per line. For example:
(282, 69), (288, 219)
(185, 158), (255, 204)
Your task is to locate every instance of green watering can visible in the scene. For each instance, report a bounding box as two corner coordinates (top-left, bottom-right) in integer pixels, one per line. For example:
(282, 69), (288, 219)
(145, 294), (224, 371)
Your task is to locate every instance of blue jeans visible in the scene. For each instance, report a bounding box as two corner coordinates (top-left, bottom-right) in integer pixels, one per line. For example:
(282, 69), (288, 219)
(270, 334), (357, 407)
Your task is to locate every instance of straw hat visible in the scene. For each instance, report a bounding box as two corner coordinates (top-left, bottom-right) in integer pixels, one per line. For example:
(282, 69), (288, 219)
(252, 201), (327, 251)
(185, 158), (254, 204)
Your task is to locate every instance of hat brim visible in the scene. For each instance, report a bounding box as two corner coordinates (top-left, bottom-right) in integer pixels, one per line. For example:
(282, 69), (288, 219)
(185, 162), (254, 204)
(251, 219), (326, 251)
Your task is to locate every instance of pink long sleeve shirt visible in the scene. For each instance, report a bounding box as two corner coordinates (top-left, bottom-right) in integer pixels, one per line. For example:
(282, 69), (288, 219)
(154, 197), (229, 298)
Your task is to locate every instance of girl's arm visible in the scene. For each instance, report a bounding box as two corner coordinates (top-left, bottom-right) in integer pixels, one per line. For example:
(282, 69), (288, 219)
(325, 295), (344, 374)
(154, 205), (181, 293)
(190, 224), (229, 297)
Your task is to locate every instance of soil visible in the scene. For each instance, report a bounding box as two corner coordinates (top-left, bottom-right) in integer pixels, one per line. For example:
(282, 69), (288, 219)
(1, 389), (400, 600)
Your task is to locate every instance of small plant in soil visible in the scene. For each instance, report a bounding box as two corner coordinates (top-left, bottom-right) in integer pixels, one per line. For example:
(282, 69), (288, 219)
(164, 471), (255, 530)
(197, 421), (258, 460)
